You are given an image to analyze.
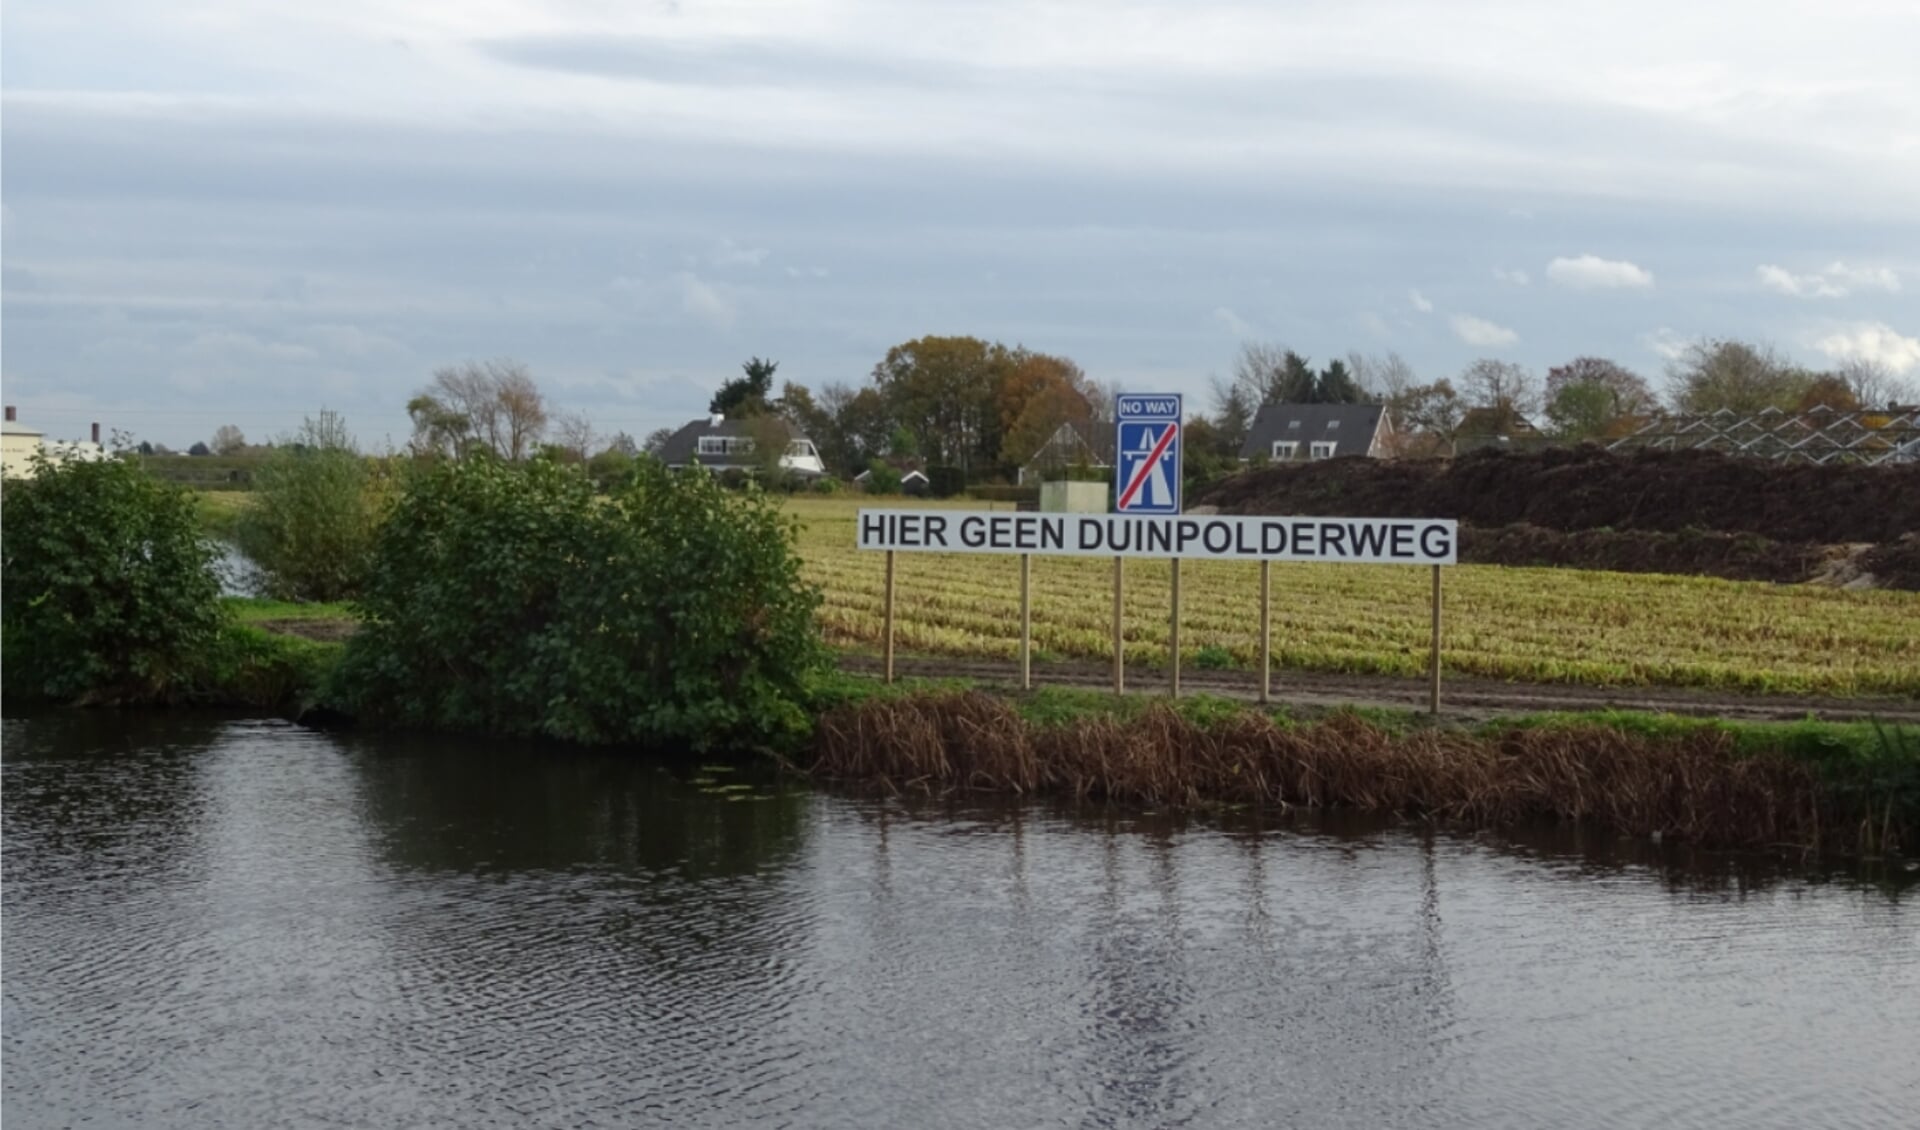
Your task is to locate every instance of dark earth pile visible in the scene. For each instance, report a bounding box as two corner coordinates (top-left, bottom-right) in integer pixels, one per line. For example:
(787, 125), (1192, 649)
(1197, 446), (1920, 588)
(1459, 525), (1832, 584)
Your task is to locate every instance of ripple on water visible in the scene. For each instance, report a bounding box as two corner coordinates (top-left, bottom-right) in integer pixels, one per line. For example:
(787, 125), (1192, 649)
(4, 718), (1917, 1128)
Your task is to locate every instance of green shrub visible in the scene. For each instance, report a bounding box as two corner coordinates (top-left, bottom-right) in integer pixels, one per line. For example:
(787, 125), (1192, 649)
(2, 452), (227, 702)
(331, 455), (826, 750)
(862, 459), (902, 494)
(1193, 645), (1236, 670)
(234, 411), (388, 602)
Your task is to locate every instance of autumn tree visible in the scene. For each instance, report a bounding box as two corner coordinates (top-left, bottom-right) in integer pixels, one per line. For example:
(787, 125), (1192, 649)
(869, 336), (1005, 475)
(1397, 380), (1466, 455)
(1796, 375), (1861, 413)
(997, 351), (1092, 467)
(1544, 357), (1658, 440)
(773, 381), (833, 454)
(408, 359), (549, 460)
(1667, 339), (1811, 415)
(825, 385), (897, 474)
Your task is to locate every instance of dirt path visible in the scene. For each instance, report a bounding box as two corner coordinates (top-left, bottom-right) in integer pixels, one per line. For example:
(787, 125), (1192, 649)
(840, 654), (1920, 724)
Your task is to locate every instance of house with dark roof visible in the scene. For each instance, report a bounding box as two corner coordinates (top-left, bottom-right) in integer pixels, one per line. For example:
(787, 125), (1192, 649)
(656, 414), (827, 478)
(1240, 403), (1392, 463)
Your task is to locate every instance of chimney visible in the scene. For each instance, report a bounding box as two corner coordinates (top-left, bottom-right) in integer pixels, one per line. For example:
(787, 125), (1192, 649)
(92, 422), (102, 445)
(4, 405), (15, 423)
(710, 412), (725, 427)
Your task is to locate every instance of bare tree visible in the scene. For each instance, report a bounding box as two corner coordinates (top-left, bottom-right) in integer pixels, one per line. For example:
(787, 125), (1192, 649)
(642, 427), (675, 457)
(553, 412), (596, 462)
(211, 424), (247, 455)
(1347, 350), (1417, 406)
(409, 359), (549, 460)
(1836, 358), (1917, 409)
(1459, 358), (1539, 435)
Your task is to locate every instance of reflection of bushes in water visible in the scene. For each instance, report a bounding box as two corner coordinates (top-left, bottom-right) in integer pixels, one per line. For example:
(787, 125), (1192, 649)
(341, 734), (811, 879)
(1, 711), (234, 883)
(828, 789), (1916, 896)
(811, 693), (1917, 856)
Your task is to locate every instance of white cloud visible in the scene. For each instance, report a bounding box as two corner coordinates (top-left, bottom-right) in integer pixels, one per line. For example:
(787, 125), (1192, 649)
(1450, 314), (1518, 347)
(1546, 254), (1655, 290)
(1211, 306), (1253, 336)
(1408, 289), (1433, 313)
(1757, 261), (1900, 298)
(1641, 327), (1690, 361)
(711, 239), (768, 268)
(676, 272), (734, 327)
(1814, 321), (1920, 374)
(1493, 267), (1530, 286)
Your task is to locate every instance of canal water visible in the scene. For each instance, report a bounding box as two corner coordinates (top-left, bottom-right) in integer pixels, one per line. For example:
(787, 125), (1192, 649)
(4, 712), (1916, 1129)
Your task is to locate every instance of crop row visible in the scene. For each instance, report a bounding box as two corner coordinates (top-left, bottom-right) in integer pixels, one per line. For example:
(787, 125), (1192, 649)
(787, 499), (1920, 697)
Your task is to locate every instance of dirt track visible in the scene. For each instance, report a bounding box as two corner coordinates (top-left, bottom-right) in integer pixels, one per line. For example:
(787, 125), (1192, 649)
(840, 654), (1920, 724)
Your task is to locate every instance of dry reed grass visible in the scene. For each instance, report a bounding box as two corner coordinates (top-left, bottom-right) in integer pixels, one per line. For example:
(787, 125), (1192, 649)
(811, 693), (1887, 852)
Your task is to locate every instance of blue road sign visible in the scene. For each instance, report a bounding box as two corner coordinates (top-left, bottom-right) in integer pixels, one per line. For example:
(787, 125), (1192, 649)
(1114, 393), (1182, 515)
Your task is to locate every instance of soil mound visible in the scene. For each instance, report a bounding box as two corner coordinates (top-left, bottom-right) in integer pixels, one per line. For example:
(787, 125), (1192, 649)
(1459, 525), (1832, 585)
(1197, 445), (1920, 544)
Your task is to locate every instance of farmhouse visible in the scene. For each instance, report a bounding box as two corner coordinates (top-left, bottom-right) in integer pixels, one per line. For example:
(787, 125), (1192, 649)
(3, 407), (107, 478)
(656, 414), (827, 478)
(1240, 403), (1392, 463)
(1017, 420), (1112, 485)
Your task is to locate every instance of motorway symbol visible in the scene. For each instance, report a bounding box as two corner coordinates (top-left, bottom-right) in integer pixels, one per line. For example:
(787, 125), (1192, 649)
(1114, 394), (1182, 514)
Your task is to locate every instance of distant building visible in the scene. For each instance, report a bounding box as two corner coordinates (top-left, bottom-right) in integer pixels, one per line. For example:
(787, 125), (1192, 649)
(654, 414), (826, 478)
(1240, 403), (1392, 463)
(1018, 420), (1113, 485)
(853, 463), (931, 495)
(3, 407), (107, 478)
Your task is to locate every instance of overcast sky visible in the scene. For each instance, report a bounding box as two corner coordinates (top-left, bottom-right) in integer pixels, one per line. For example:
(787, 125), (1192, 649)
(4, 0), (1918, 449)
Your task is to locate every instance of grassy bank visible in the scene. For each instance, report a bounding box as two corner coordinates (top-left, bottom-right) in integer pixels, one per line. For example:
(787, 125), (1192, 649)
(806, 684), (1919, 856)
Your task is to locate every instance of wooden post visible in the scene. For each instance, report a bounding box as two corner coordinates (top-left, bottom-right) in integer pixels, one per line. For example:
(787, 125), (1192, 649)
(883, 549), (897, 685)
(1169, 558), (1181, 698)
(1429, 564), (1442, 715)
(1259, 560), (1272, 705)
(1019, 552), (1032, 690)
(1112, 555), (1125, 695)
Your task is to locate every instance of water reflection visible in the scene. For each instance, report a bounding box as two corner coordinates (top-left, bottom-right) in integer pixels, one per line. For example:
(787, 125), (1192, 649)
(4, 714), (1917, 1129)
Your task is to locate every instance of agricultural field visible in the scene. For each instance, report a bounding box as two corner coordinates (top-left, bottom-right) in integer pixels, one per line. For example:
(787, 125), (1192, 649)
(787, 497), (1920, 698)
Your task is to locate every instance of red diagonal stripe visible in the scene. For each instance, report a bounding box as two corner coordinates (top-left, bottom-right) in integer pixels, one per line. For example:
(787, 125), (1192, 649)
(1118, 422), (1178, 509)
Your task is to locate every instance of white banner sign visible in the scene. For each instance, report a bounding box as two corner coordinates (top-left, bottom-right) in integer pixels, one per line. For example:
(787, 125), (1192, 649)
(857, 509), (1456, 565)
